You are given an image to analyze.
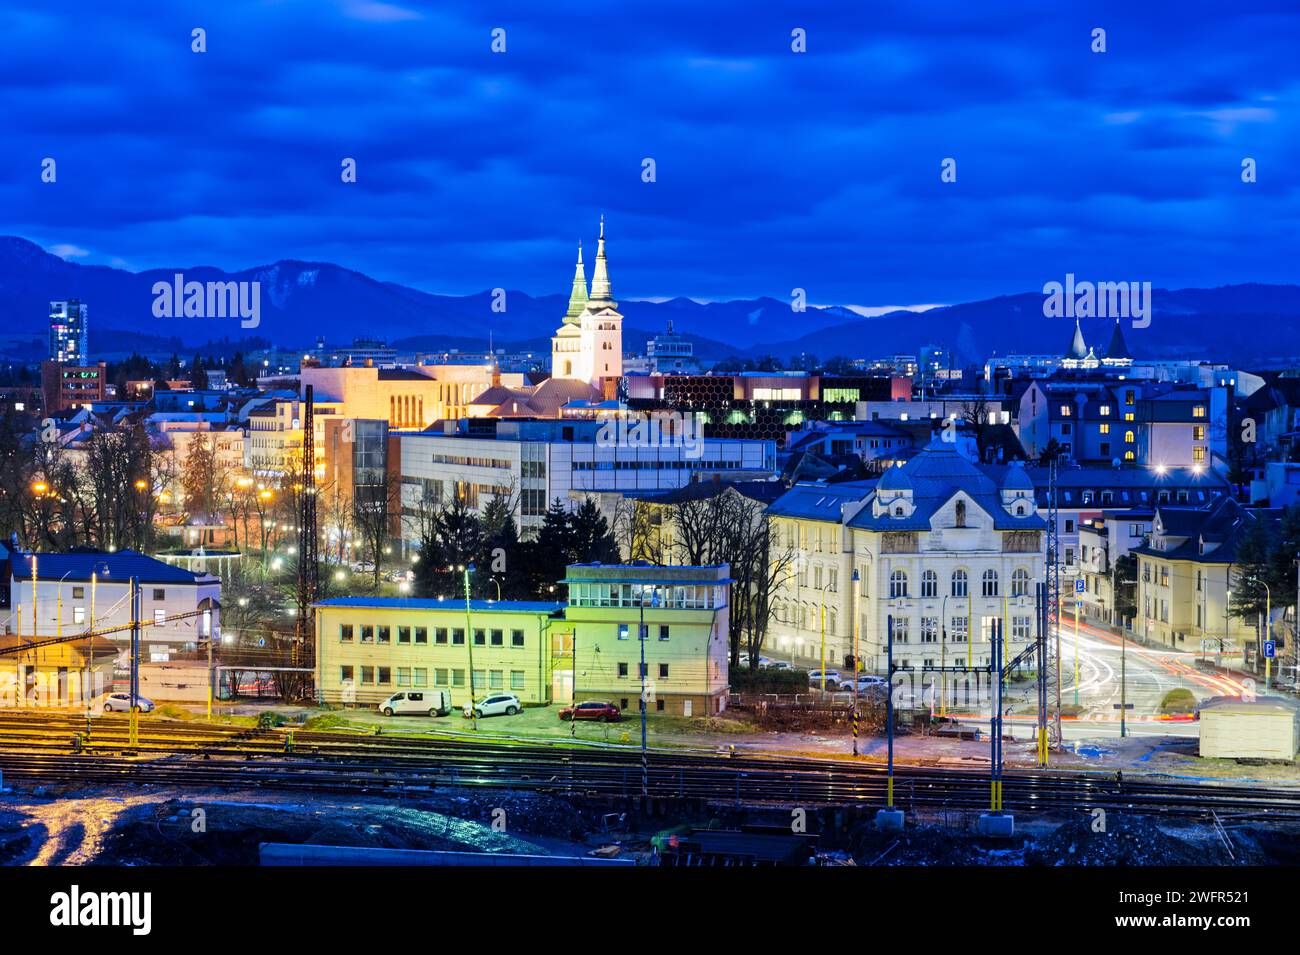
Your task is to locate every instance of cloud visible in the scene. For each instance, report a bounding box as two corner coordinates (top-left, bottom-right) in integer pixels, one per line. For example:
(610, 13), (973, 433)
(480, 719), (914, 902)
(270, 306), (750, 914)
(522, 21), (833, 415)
(47, 243), (89, 259)
(0, 0), (1297, 305)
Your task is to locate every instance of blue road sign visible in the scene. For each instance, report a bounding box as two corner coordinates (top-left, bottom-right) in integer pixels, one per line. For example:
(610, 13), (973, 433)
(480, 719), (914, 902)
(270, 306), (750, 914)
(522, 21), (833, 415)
(1074, 579), (1085, 594)
(1264, 640), (1276, 659)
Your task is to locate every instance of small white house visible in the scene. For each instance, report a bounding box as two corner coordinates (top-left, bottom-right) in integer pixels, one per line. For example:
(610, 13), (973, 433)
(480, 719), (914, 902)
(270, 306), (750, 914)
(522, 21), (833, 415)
(1199, 696), (1300, 760)
(6, 549), (221, 663)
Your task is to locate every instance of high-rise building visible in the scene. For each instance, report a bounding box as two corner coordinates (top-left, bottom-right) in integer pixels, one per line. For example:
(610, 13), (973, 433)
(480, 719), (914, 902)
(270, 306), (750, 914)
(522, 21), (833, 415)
(49, 299), (88, 363)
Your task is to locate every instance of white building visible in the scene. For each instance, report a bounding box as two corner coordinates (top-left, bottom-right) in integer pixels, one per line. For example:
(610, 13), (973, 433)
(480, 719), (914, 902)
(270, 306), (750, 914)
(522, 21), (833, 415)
(6, 549), (222, 662)
(768, 442), (1048, 705)
(399, 419), (776, 540)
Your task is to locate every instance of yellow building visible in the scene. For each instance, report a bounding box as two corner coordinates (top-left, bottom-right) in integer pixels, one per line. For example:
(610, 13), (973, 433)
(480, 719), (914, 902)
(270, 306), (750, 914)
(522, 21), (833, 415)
(0, 634), (116, 708)
(314, 597), (563, 707)
(1132, 498), (1266, 655)
(314, 563), (733, 717)
(558, 563), (731, 717)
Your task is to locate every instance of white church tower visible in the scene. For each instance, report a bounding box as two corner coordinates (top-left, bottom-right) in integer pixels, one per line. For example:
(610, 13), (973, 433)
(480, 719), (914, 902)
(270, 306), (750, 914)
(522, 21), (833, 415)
(550, 217), (623, 395)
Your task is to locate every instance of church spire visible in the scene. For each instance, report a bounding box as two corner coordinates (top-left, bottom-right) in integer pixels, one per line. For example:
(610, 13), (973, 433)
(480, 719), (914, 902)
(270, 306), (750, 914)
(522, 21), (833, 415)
(1065, 318), (1087, 360)
(563, 240), (588, 324)
(588, 215), (615, 308)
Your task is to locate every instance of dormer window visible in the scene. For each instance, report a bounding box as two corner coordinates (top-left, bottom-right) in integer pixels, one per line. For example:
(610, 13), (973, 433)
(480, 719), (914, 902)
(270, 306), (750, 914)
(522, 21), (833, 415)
(894, 505), (904, 517)
(955, 500), (967, 528)
(1016, 504), (1026, 516)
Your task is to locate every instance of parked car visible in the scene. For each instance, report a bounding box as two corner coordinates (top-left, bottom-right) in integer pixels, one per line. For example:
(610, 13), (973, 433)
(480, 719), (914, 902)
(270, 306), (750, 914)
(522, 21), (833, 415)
(463, 693), (522, 719)
(808, 670), (843, 687)
(762, 660), (793, 671)
(101, 693), (154, 713)
(380, 690), (452, 717)
(559, 701), (622, 722)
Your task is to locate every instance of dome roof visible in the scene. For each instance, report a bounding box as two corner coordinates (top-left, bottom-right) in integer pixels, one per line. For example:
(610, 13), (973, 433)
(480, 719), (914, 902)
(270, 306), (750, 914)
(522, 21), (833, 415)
(877, 464), (913, 492)
(1002, 466), (1034, 491)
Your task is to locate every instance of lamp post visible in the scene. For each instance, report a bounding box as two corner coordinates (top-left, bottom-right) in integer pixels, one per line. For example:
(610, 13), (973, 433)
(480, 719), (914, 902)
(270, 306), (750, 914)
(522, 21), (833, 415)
(1248, 575), (1272, 690)
(463, 563), (477, 730)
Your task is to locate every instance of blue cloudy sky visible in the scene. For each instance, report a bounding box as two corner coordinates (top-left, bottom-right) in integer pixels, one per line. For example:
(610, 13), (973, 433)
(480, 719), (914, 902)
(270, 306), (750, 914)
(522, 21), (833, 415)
(2, 0), (1296, 307)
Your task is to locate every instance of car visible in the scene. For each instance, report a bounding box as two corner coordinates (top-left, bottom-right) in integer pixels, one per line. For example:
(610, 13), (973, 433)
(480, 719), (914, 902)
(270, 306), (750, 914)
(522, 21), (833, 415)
(808, 669), (843, 687)
(101, 692), (154, 713)
(463, 693), (522, 719)
(762, 660), (794, 671)
(842, 675), (888, 691)
(380, 690), (452, 717)
(559, 701), (622, 723)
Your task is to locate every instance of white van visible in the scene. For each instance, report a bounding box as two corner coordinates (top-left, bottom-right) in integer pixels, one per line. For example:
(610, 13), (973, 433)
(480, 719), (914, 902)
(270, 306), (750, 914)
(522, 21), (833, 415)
(379, 690), (452, 717)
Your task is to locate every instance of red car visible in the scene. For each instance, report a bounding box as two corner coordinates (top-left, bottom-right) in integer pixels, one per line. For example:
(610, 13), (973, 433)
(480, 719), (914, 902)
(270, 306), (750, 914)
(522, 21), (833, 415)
(560, 701), (622, 723)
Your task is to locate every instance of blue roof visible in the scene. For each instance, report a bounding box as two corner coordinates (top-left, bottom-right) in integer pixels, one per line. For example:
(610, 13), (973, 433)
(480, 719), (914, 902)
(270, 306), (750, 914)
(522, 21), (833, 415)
(768, 480), (875, 522)
(849, 443), (1047, 532)
(314, 597), (564, 614)
(9, 549), (208, 584)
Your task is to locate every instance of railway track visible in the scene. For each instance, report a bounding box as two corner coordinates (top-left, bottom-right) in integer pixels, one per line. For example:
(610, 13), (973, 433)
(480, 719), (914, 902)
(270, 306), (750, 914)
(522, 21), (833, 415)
(0, 713), (1296, 822)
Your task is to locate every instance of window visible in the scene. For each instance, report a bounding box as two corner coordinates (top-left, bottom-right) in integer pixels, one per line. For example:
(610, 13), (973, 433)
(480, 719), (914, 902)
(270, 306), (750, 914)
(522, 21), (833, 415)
(951, 569), (968, 598)
(435, 627), (448, 645)
(473, 628), (486, 646)
(377, 667), (390, 685)
(1125, 430), (1135, 444)
(659, 625), (670, 641)
(1193, 446), (1206, 463)
(154, 609), (166, 625)
(618, 662), (629, 678)
(1011, 568), (1030, 597)
(950, 616), (968, 643)
(510, 670), (525, 691)
(1099, 423), (1110, 435)
(340, 624), (354, 642)
(982, 569), (999, 597)
(452, 669), (465, 687)
(153, 589), (165, 601)
(954, 500), (967, 528)
(1099, 405), (1111, 417)
(511, 629), (525, 648)
(340, 666), (354, 683)
(618, 624), (630, 640)
(452, 628), (465, 645)
(397, 667), (411, 686)
(1192, 425), (1205, 441)
(377, 626), (390, 644)
(360, 666), (374, 684)
(889, 570), (909, 599)
(361, 625), (374, 643)
(920, 617), (938, 643)
(73, 607), (85, 624)
(415, 627), (428, 644)
(489, 670), (503, 690)
(890, 616), (910, 643)
(398, 626), (411, 644)
(72, 586), (85, 599)
(921, 570), (938, 598)
(1193, 405), (1206, 418)
(1011, 616), (1032, 641)
(473, 669), (486, 689)
(659, 663), (669, 678)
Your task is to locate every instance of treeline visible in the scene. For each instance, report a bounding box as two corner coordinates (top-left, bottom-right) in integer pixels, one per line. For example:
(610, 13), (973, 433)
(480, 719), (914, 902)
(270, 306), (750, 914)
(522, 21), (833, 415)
(412, 492), (618, 601)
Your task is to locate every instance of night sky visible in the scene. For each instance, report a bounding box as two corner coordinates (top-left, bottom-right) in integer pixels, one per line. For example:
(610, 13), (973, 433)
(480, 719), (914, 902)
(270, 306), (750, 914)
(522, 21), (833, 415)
(2, 0), (1296, 307)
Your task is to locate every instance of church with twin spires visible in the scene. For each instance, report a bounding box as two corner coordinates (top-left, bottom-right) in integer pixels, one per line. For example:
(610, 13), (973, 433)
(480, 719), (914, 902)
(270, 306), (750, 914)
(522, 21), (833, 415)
(551, 217), (623, 398)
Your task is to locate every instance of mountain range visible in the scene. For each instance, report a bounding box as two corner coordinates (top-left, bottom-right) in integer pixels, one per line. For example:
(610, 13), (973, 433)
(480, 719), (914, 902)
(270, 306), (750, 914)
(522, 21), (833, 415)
(1, 236), (1298, 366)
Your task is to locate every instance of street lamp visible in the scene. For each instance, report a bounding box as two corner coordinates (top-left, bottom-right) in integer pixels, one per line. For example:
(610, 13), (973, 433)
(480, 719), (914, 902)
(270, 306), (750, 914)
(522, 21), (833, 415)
(464, 563), (477, 730)
(1247, 575), (1273, 690)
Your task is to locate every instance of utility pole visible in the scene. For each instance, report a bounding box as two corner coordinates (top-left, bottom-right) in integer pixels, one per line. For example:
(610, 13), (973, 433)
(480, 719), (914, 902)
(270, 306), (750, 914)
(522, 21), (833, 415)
(129, 577), (140, 748)
(464, 564), (477, 731)
(885, 614), (895, 808)
(294, 385), (319, 701)
(851, 568), (860, 756)
(639, 584), (648, 798)
(1043, 456), (1062, 748)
